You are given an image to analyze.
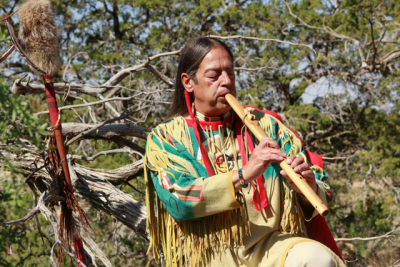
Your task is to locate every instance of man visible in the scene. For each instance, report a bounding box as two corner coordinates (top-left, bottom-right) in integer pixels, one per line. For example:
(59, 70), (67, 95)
(145, 37), (345, 267)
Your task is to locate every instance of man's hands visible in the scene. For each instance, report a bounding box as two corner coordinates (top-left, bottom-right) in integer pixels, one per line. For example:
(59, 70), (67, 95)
(280, 155), (318, 216)
(232, 137), (317, 198)
(231, 137), (319, 216)
(280, 156), (317, 195)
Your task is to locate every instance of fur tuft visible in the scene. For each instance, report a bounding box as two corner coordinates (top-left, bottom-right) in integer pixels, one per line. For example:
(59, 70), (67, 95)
(18, 0), (60, 75)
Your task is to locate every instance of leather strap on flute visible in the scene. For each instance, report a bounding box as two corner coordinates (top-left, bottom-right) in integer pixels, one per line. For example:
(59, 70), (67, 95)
(225, 93), (329, 216)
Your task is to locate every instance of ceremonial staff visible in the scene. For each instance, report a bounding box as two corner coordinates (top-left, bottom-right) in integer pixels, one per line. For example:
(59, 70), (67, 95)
(225, 93), (329, 216)
(2, 1), (88, 266)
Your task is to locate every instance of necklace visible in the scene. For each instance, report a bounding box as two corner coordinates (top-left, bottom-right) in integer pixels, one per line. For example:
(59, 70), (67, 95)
(193, 107), (238, 173)
(193, 106), (232, 122)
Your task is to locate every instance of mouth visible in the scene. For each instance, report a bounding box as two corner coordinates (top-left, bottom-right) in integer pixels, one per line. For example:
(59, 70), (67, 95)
(217, 96), (229, 106)
(219, 91), (232, 98)
(217, 89), (235, 102)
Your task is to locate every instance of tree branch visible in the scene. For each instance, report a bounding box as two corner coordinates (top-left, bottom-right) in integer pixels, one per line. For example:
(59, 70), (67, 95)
(62, 122), (150, 141)
(102, 49), (181, 87)
(69, 148), (142, 162)
(35, 92), (171, 116)
(69, 160), (149, 241)
(335, 229), (399, 242)
(1, 141), (149, 241)
(12, 77), (112, 96)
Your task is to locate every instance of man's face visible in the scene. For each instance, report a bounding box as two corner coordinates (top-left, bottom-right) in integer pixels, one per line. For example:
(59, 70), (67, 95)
(182, 46), (236, 117)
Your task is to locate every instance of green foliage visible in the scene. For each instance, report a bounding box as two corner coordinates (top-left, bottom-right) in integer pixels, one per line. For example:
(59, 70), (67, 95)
(0, 79), (48, 151)
(0, 76), (52, 265)
(0, 174), (51, 266)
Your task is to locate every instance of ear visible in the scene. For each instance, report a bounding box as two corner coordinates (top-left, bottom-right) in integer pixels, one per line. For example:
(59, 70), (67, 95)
(181, 73), (195, 93)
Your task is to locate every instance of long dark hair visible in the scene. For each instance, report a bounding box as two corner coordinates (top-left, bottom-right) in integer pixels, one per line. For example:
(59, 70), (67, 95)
(166, 37), (234, 121)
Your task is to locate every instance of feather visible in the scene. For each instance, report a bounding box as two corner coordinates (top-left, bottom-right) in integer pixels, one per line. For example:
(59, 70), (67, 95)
(18, 0), (60, 75)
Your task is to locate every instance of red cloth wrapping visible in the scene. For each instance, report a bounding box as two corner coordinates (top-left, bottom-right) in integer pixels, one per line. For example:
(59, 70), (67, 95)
(43, 75), (60, 127)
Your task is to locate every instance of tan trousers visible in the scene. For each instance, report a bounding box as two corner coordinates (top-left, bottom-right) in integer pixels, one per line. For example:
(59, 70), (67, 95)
(284, 242), (336, 267)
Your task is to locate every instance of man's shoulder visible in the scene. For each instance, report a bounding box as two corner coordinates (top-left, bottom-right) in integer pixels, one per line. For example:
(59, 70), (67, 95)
(148, 116), (188, 139)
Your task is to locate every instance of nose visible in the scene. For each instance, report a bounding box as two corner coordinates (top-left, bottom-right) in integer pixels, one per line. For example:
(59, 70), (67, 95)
(220, 71), (233, 87)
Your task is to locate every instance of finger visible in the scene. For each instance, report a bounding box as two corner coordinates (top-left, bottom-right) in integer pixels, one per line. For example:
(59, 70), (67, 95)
(249, 149), (285, 165)
(259, 149), (286, 162)
(300, 170), (314, 180)
(286, 155), (296, 164)
(260, 137), (280, 149)
(290, 156), (304, 168)
(293, 162), (309, 173)
(256, 145), (286, 158)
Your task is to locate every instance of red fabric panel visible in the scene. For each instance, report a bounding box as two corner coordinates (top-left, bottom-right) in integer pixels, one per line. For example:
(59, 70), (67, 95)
(305, 215), (344, 262)
(304, 150), (324, 169)
(235, 120), (268, 211)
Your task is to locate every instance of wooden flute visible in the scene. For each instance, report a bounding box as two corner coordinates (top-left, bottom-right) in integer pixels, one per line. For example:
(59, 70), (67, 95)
(225, 93), (329, 216)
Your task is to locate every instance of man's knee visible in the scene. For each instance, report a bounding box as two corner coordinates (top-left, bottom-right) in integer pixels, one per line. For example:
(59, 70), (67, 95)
(284, 242), (335, 267)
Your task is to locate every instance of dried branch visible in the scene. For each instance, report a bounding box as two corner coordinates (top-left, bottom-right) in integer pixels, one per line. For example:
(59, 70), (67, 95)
(102, 49), (181, 87)
(5, 190), (88, 267)
(12, 77), (112, 96)
(4, 191), (47, 225)
(97, 92), (121, 118)
(0, 140), (144, 186)
(40, 202), (88, 267)
(1, 141), (149, 241)
(335, 229), (399, 242)
(145, 65), (174, 86)
(69, 160), (149, 241)
(72, 160), (144, 185)
(62, 122), (150, 141)
(35, 92), (171, 116)
(111, 137), (146, 155)
(377, 49), (400, 65)
(12, 49), (180, 96)
(69, 148), (142, 162)
(65, 110), (150, 146)
(81, 231), (112, 267)
(322, 156), (348, 160)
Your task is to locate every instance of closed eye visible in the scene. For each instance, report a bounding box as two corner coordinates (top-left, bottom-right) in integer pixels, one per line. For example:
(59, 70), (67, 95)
(206, 71), (219, 80)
